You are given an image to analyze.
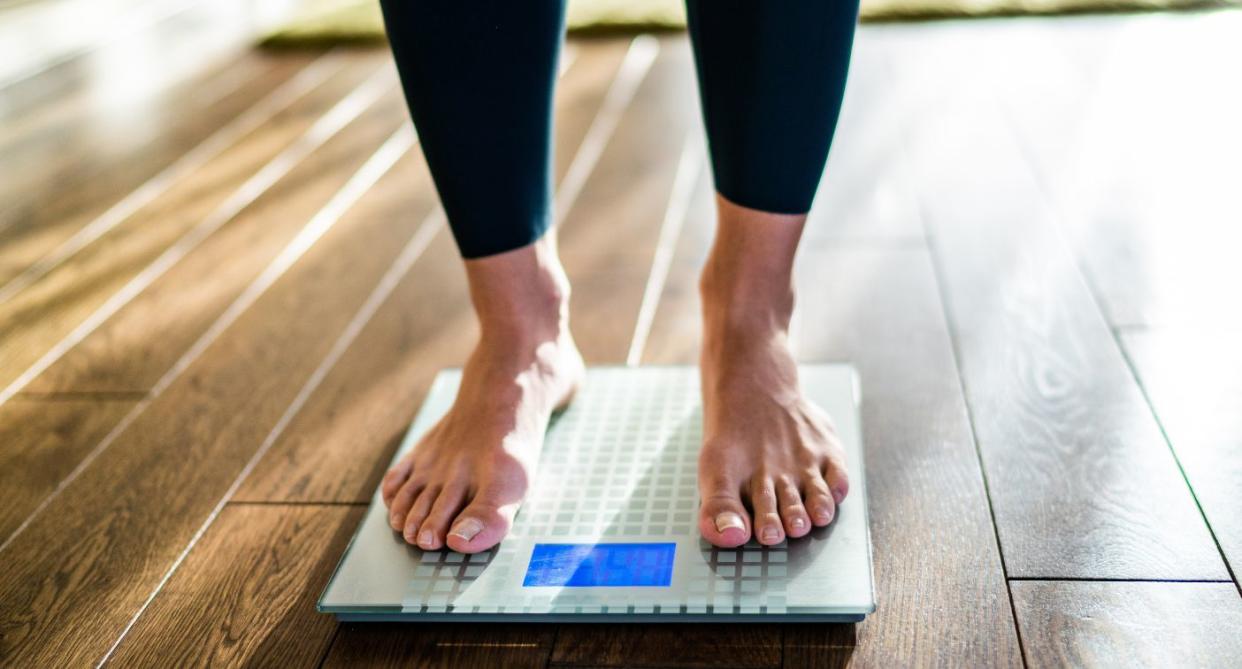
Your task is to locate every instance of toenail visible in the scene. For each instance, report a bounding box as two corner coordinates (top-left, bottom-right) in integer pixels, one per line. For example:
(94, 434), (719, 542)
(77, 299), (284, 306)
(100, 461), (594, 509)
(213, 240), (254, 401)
(449, 518), (483, 541)
(715, 512), (745, 534)
(832, 488), (846, 505)
(816, 508), (833, 524)
(761, 526), (781, 542)
(417, 530), (435, 548)
(792, 517), (806, 530)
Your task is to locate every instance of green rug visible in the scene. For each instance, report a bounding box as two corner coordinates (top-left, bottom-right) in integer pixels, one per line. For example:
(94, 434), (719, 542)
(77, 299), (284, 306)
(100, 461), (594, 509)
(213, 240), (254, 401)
(260, 0), (1237, 46)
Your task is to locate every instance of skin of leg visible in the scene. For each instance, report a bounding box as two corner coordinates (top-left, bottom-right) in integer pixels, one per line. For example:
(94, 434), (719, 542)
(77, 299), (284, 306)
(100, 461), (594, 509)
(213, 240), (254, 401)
(697, 194), (850, 548)
(380, 230), (583, 553)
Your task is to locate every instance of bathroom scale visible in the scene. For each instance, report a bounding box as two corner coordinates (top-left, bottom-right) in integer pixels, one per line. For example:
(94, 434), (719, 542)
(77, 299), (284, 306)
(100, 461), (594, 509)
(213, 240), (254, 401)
(319, 365), (874, 622)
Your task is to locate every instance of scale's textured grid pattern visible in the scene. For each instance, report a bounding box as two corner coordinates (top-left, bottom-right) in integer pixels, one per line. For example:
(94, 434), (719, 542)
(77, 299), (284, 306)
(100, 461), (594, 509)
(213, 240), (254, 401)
(399, 368), (789, 615)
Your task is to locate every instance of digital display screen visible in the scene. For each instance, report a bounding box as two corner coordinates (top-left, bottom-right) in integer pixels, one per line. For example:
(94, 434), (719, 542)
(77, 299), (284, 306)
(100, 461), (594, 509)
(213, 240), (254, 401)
(523, 543), (676, 587)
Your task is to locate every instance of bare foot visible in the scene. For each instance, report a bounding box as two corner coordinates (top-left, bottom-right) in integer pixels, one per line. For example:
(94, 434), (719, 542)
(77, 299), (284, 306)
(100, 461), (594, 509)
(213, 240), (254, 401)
(695, 195), (850, 548)
(381, 236), (583, 553)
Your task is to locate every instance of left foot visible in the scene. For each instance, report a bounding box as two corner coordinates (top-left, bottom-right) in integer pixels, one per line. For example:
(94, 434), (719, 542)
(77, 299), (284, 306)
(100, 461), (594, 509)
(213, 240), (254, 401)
(695, 196), (851, 548)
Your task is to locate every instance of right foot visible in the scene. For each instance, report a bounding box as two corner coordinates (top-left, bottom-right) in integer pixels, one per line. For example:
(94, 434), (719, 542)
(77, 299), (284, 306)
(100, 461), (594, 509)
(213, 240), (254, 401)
(380, 237), (583, 553)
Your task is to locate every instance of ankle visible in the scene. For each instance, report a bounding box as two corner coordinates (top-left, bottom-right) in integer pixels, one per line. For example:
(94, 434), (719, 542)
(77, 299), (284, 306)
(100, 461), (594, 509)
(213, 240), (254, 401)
(698, 193), (804, 340)
(466, 236), (571, 343)
(699, 256), (794, 341)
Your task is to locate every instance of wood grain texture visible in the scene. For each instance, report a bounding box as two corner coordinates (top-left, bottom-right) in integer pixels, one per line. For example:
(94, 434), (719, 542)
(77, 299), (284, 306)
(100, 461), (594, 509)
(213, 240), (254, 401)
(232, 181), (461, 504)
(0, 100), (424, 666)
(234, 40), (633, 504)
(0, 51), (316, 284)
(789, 248), (1023, 667)
(1121, 329), (1242, 584)
(0, 49), (313, 285)
(551, 625), (782, 668)
(1012, 581), (1242, 668)
(782, 624), (858, 669)
(323, 624), (556, 669)
(0, 397), (135, 540)
(0, 0), (267, 239)
(105, 504), (364, 668)
(20, 62), (403, 394)
(559, 36), (699, 272)
(0, 56), (386, 395)
(894, 23), (1227, 580)
(557, 36), (700, 366)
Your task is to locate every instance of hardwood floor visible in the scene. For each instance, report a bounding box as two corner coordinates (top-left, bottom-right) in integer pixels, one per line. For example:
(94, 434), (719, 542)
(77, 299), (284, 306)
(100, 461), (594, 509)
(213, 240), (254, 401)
(1, 4), (1239, 667)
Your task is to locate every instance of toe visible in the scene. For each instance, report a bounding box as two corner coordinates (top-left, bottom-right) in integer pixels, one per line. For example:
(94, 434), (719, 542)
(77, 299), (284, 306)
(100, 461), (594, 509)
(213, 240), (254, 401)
(822, 456), (850, 506)
(445, 493), (518, 554)
(388, 478), (422, 531)
(749, 477), (785, 545)
(803, 471), (836, 526)
(381, 457), (414, 505)
(776, 477), (811, 538)
(401, 485), (439, 544)
(698, 475), (751, 548)
(416, 485), (468, 550)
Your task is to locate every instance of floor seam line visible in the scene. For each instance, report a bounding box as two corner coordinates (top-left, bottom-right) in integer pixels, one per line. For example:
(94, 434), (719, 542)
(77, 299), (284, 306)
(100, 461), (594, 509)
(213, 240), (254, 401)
(905, 141), (1029, 667)
(997, 91), (1241, 597)
(0, 65), (395, 556)
(94, 126), (421, 668)
(0, 47), (347, 304)
(95, 44), (623, 664)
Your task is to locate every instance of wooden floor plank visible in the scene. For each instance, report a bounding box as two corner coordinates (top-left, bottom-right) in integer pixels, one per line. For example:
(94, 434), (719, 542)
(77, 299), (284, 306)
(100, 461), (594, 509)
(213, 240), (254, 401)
(1120, 329), (1242, 585)
(551, 626), (782, 669)
(12, 58), (399, 395)
(557, 34), (701, 369)
(323, 624), (557, 669)
(0, 397), (136, 540)
(895, 22), (1228, 580)
(1012, 581), (1242, 667)
(103, 504), (363, 668)
(233, 39), (634, 504)
(785, 247), (1022, 667)
(0, 52), (317, 286)
(0, 64), (399, 536)
(0, 104), (424, 668)
(0, 54), (381, 396)
(0, 1), (265, 235)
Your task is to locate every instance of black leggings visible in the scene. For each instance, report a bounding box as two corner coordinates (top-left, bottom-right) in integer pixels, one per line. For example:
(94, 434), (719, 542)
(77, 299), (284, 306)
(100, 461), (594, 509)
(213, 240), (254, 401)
(379, 0), (859, 259)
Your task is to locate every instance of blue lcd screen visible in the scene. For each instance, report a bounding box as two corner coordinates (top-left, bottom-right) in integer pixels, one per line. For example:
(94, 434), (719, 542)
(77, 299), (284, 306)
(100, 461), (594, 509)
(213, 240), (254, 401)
(523, 543), (676, 587)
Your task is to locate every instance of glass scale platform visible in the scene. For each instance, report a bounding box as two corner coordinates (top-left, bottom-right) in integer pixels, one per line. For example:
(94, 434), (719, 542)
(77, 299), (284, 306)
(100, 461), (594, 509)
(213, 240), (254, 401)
(320, 365), (875, 622)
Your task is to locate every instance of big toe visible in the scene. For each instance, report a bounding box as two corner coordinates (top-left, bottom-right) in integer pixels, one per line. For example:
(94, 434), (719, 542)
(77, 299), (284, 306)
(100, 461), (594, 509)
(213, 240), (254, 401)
(698, 482), (751, 548)
(445, 499), (516, 554)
